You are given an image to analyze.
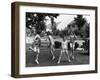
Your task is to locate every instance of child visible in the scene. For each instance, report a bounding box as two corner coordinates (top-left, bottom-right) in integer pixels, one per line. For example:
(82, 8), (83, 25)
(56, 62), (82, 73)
(47, 32), (55, 60)
(69, 32), (76, 60)
(29, 31), (41, 64)
(58, 36), (71, 64)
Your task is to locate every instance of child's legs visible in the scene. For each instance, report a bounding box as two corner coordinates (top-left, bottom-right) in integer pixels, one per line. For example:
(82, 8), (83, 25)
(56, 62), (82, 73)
(71, 42), (75, 59)
(70, 43), (74, 59)
(58, 50), (63, 64)
(65, 50), (71, 62)
(35, 47), (40, 61)
(50, 45), (55, 60)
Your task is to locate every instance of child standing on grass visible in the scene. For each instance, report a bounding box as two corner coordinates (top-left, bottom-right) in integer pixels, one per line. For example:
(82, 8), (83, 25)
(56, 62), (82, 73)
(47, 32), (55, 60)
(58, 36), (71, 64)
(69, 32), (76, 60)
(29, 31), (41, 64)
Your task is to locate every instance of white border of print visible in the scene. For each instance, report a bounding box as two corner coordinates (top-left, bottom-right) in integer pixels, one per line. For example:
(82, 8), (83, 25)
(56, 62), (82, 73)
(19, 6), (95, 75)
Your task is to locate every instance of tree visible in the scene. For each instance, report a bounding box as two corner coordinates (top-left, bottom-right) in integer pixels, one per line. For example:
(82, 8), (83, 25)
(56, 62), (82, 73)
(85, 23), (90, 38)
(48, 14), (59, 35)
(73, 15), (90, 38)
(74, 15), (86, 30)
(26, 12), (59, 34)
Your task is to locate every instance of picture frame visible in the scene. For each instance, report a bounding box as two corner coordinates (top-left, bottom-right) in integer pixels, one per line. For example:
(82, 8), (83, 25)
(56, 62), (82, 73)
(11, 2), (98, 78)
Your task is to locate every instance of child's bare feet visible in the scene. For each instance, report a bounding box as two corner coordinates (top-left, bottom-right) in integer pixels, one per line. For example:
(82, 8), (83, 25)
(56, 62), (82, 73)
(71, 55), (74, 60)
(58, 60), (60, 64)
(35, 59), (39, 64)
(68, 59), (71, 62)
(52, 56), (55, 60)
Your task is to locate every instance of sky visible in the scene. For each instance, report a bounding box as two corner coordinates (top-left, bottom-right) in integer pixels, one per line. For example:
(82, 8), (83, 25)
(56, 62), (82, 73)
(45, 14), (90, 31)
